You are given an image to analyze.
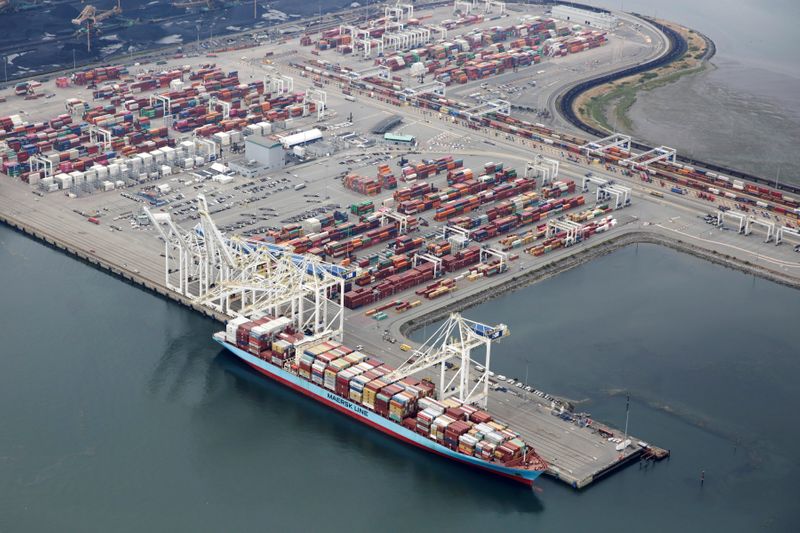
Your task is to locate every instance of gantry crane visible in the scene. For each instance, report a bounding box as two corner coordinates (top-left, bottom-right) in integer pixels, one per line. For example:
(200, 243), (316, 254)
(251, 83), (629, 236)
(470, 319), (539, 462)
(381, 313), (509, 408)
(145, 195), (353, 343)
(72, 0), (122, 52)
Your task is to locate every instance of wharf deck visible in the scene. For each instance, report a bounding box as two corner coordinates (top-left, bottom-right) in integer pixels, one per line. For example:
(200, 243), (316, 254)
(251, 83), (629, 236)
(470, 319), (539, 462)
(342, 323), (652, 489)
(0, 177), (671, 490)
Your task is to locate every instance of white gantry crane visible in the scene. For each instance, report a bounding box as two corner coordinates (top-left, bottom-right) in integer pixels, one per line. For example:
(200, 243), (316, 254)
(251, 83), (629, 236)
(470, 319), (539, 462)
(484, 0), (506, 15)
(263, 66), (294, 95)
(146, 207), (209, 298)
(382, 313), (509, 408)
(303, 88), (327, 120)
(145, 195), (351, 341)
(526, 156), (559, 187)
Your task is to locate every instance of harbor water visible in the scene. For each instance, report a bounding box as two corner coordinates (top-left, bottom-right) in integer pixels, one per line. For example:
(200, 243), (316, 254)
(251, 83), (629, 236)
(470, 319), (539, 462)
(2, 225), (799, 531)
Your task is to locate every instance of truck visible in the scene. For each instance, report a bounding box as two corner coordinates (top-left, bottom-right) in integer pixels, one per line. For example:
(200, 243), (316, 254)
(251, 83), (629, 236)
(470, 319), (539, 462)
(294, 183), (307, 191)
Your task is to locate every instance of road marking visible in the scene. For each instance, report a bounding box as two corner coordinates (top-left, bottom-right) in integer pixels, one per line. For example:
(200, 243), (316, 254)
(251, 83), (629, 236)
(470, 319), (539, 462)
(656, 224), (800, 269)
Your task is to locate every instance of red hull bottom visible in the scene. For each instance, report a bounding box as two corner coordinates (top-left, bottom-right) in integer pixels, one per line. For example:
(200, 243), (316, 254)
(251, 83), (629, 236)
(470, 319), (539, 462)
(241, 359), (536, 487)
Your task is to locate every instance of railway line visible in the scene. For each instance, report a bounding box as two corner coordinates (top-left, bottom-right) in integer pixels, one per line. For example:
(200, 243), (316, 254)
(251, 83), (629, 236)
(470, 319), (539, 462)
(290, 59), (800, 226)
(555, 13), (800, 197)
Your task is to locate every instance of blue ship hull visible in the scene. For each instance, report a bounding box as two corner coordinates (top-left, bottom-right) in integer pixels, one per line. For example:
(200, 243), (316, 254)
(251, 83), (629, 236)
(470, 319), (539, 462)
(214, 335), (544, 486)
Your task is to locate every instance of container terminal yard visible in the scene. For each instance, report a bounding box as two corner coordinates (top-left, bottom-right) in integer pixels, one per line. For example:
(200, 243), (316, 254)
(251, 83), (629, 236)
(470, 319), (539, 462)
(2, 1), (800, 490)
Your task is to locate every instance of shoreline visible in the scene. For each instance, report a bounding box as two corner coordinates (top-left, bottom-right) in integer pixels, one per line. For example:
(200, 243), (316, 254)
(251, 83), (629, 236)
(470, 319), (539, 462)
(398, 230), (800, 338)
(574, 19), (714, 135)
(3, 205), (798, 344)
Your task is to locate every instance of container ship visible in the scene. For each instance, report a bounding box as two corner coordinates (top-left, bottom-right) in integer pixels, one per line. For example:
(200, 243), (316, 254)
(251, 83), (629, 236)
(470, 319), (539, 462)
(213, 315), (548, 486)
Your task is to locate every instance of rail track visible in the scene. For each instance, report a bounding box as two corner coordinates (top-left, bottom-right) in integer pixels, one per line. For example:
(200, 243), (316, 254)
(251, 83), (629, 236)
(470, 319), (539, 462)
(556, 14), (800, 196)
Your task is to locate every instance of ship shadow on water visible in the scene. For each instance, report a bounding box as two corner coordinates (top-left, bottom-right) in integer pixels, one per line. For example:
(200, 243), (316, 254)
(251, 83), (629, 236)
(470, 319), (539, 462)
(213, 351), (546, 514)
(144, 321), (223, 404)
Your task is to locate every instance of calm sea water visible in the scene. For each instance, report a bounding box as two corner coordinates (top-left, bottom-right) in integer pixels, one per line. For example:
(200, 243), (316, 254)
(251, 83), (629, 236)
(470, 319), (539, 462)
(2, 225), (799, 531)
(587, 0), (800, 184)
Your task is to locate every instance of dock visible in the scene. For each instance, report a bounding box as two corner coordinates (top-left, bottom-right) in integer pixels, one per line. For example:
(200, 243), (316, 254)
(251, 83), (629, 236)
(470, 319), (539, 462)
(0, 179), (670, 490)
(1, 0), (797, 492)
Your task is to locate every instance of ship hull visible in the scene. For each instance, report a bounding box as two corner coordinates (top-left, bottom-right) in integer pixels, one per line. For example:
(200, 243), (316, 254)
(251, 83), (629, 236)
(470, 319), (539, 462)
(215, 337), (544, 487)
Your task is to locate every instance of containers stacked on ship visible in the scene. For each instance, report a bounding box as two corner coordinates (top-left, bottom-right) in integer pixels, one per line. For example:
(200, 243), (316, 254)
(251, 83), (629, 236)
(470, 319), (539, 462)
(215, 330), (548, 484)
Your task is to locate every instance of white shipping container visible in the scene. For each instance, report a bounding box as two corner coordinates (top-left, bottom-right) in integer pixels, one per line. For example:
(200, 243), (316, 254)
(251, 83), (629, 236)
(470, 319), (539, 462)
(182, 158), (194, 169)
(140, 152), (153, 170)
(181, 140), (196, 156)
(194, 156), (204, 167)
(108, 163), (120, 178)
(55, 173), (72, 189)
(225, 316), (249, 343)
(161, 165), (172, 176)
(161, 146), (176, 162)
(258, 121), (272, 134)
(213, 174), (233, 184)
(115, 180), (125, 188)
(213, 132), (231, 146)
(128, 157), (142, 172)
(95, 165), (108, 179)
(102, 180), (115, 192)
(303, 217), (322, 233)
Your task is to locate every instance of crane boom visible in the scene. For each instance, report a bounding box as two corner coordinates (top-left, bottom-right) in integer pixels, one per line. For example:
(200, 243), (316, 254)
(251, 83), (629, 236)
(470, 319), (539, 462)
(381, 313), (509, 408)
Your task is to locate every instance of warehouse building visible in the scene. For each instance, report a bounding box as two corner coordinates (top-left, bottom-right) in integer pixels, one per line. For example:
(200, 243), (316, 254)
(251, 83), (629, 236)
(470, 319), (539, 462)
(244, 136), (286, 170)
(551, 5), (617, 30)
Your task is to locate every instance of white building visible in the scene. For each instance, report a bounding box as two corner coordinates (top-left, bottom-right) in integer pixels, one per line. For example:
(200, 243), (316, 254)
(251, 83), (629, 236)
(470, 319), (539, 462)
(244, 136), (286, 170)
(551, 5), (618, 30)
(278, 128), (323, 149)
